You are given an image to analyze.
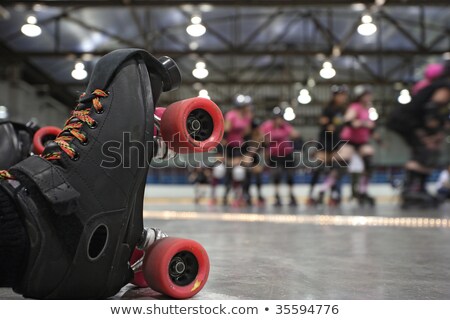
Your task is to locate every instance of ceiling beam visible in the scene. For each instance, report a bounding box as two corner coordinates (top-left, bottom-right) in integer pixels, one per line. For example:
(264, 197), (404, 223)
(0, 42), (76, 108)
(64, 79), (410, 87)
(2, 0), (449, 6)
(14, 49), (448, 58)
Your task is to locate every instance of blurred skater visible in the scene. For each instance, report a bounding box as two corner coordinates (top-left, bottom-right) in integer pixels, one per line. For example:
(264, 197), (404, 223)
(436, 164), (450, 203)
(339, 85), (378, 206)
(241, 118), (266, 206)
(260, 107), (301, 207)
(221, 94), (253, 206)
(307, 85), (349, 207)
(387, 62), (450, 208)
(188, 166), (211, 204)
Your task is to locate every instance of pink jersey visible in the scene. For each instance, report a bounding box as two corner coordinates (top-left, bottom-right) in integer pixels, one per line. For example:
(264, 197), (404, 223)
(340, 102), (372, 144)
(225, 110), (252, 147)
(260, 120), (294, 157)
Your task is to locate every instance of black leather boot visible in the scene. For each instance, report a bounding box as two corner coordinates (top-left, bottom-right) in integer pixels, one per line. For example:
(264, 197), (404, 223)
(0, 48), (181, 299)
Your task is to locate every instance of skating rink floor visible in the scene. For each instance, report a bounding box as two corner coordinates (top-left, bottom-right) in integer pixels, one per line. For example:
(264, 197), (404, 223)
(1, 184), (450, 300)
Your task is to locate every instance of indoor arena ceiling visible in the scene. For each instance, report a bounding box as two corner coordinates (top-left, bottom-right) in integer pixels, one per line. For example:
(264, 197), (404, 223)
(0, 0), (448, 109)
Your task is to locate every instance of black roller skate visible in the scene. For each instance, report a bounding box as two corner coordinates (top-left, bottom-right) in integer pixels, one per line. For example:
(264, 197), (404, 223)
(357, 193), (376, 207)
(289, 194), (298, 207)
(274, 194), (282, 207)
(400, 190), (439, 209)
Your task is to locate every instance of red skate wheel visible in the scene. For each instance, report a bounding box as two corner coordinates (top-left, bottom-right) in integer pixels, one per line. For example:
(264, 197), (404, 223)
(160, 98), (224, 154)
(33, 126), (61, 155)
(130, 248), (148, 288)
(143, 237), (210, 299)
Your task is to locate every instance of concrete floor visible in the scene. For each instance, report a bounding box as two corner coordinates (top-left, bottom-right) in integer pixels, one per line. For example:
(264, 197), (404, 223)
(1, 184), (450, 300)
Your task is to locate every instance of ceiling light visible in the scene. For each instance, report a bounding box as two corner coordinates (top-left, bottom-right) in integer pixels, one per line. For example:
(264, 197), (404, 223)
(357, 14), (377, 36)
(351, 3), (366, 11)
(71, 62), (88, 80)
(193, 61), (209, 79)
(198, 89), (211, 99)
(189, 41), (199, 50)
(319, 61), (336, 79)
(398, 89), (411, 105)
(283, 107), (296, 121)
(21, 15), (41, 37)
(297, 89), (312, 104)
(368, 107), (379, 121)
(307, 77), (316, 88)
(0, 106), (9, 119)
(186, 15), (206, 37)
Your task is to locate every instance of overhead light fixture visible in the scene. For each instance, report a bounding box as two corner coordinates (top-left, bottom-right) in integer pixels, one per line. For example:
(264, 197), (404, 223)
(307, 77), (316, 88)
(319, 61), (336, 79)
(297, 89), (312, 104)
(189, 41), (199, 50)
(0, 106), (9, 119)
(186, 15), (206, 37)
(351, 3), (366, 11)
(283, 107), (296, 122)
(397, 89), (411, 105)
(357, 14), (377, 36)
(198, 89), (211, 100)
(192, 61), (209, 79)
(21, 15), (42, 37)
(368, 107), (379, 121)
(71, 62), (88, 81)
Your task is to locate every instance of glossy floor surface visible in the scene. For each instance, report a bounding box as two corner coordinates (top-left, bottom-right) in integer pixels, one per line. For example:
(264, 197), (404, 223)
(1, 184), (449, 300)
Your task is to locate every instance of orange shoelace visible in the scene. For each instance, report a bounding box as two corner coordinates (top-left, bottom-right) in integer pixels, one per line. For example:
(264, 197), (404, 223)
(0, 89), (108, 181)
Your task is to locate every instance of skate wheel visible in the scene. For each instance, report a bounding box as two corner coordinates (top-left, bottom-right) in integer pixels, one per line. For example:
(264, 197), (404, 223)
(130, 248), (148, 288)
(33, 126), (61, 155)
(160, 98), (224, 154)
(143, 237), (209, 299)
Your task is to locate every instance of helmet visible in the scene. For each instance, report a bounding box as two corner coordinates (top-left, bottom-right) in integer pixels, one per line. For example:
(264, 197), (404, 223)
(424, 63), (445, 81)
(233, 94), (252, 108)
(272, 106), (284, 118)
(353, 85), (373, 100)
(331, 84), (349, 95)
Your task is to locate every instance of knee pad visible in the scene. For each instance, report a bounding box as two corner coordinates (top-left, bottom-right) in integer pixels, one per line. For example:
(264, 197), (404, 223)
(232, 166), (246, 182)
(212, 163), (226, 180)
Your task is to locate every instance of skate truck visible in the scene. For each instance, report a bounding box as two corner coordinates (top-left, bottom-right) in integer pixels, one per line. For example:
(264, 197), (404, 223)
(26, 93), (224, 299)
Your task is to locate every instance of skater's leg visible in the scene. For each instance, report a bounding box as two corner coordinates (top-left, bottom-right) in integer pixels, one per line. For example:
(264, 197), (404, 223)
(308, 166), (323, 198)
(272, 161), (282, 206)
(242, 167), (252, 205)
(222, 167), (233, 204)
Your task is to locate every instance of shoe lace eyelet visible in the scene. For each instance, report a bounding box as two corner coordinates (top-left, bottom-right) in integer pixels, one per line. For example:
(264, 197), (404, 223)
(89, 121), (98, 129)
(81, 138), (89, 146)
(95, 108), (104, 114)
(72, 152), (80, 161)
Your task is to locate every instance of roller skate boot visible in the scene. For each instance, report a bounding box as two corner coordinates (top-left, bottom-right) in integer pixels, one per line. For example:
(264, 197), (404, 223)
(0, 49), (183, 299)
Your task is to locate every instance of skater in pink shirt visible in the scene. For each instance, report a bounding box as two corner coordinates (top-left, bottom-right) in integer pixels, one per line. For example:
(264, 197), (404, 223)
(339, 85), (377, 206)
(221, 95), (253, 206)
(260, 107), (301, 207)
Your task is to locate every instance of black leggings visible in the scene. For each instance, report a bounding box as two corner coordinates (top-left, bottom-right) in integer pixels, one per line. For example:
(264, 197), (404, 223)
(0, 185), (29, 288)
